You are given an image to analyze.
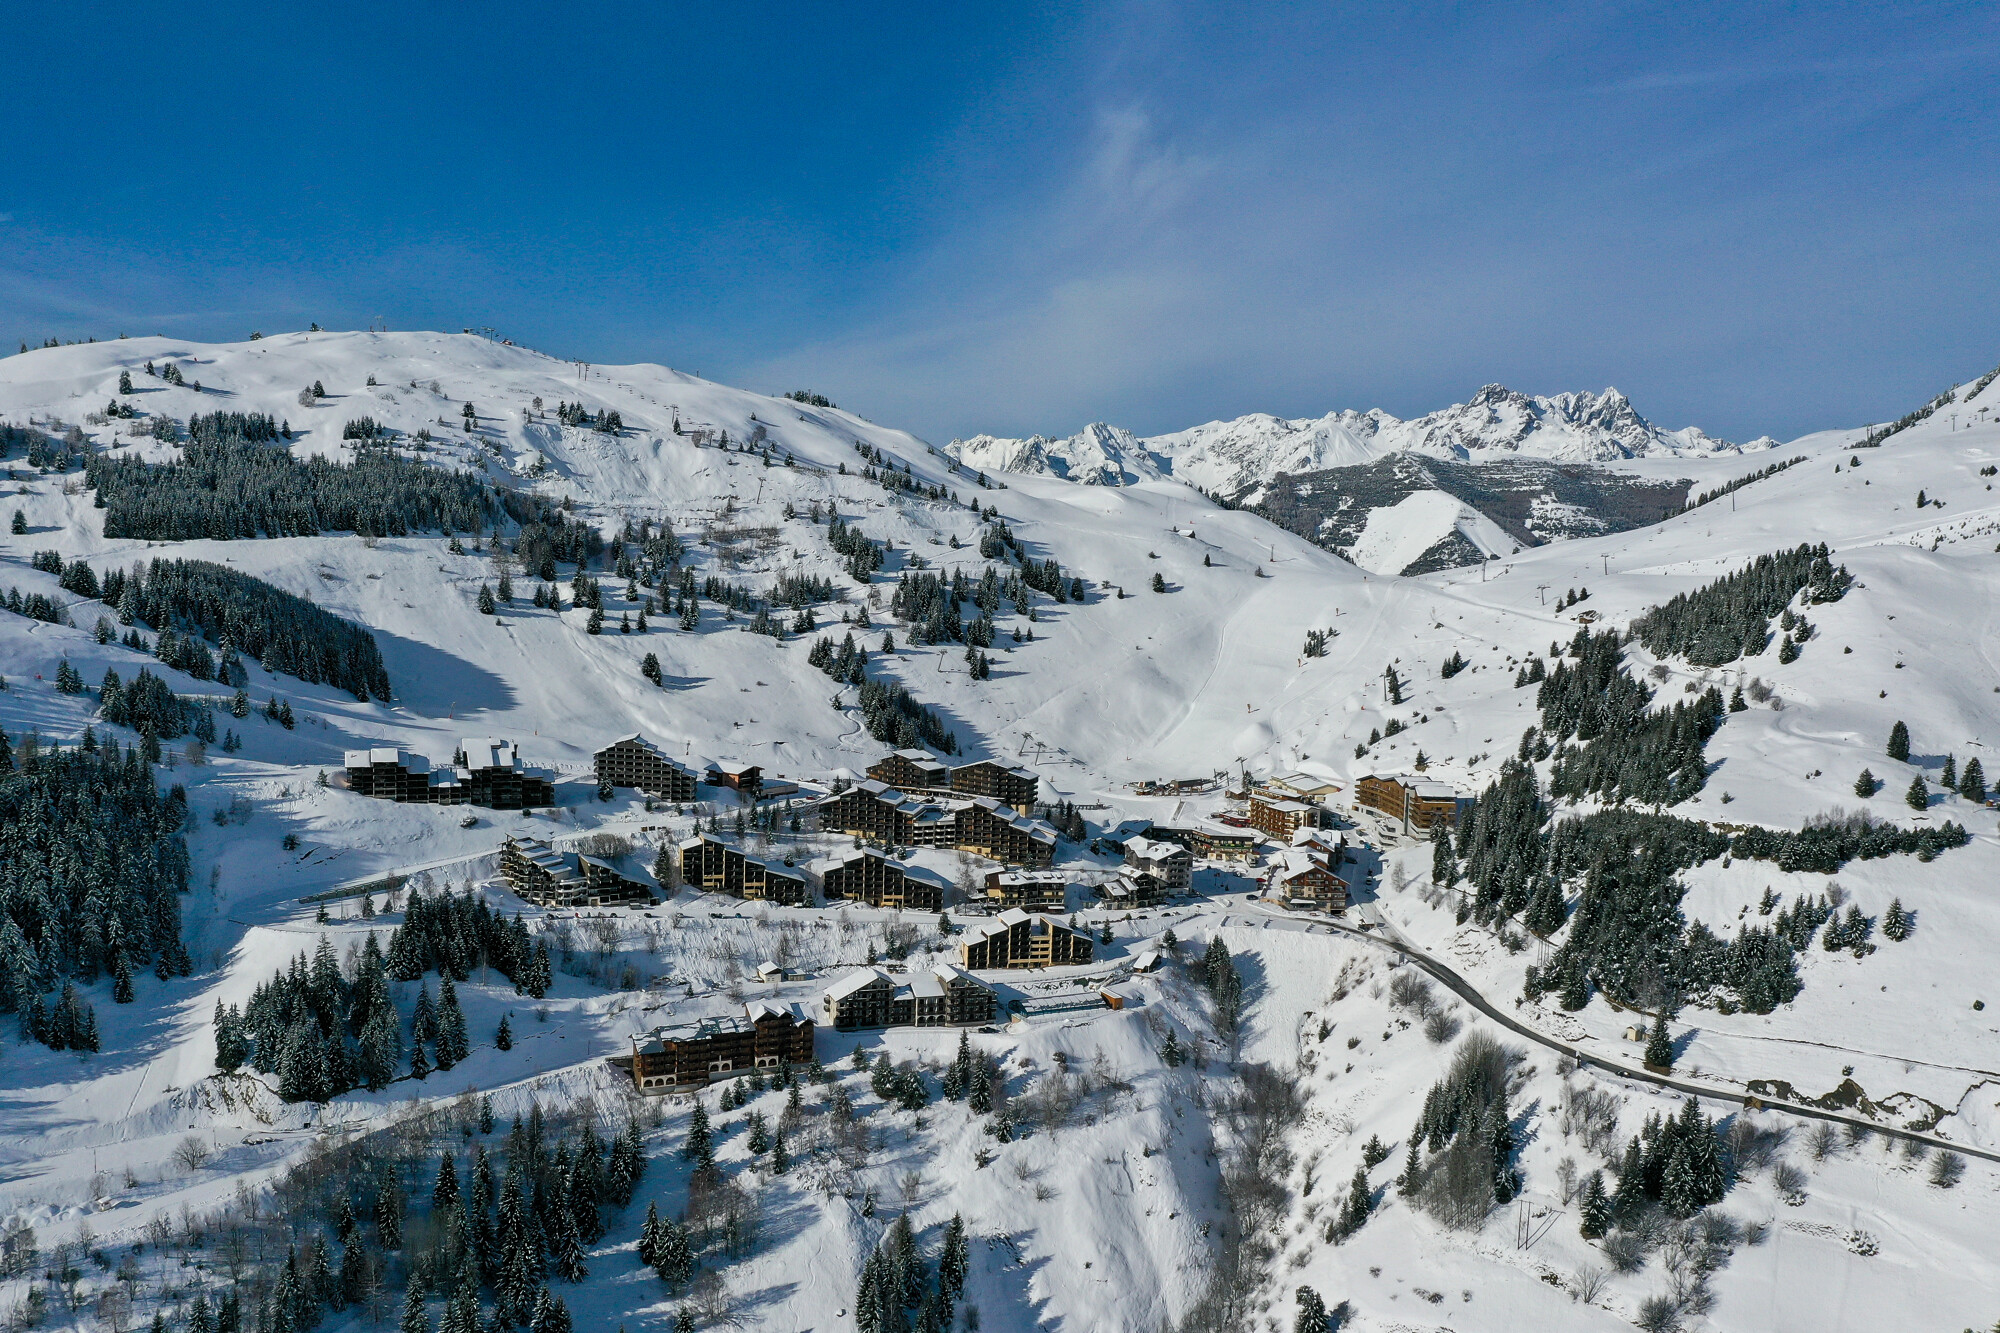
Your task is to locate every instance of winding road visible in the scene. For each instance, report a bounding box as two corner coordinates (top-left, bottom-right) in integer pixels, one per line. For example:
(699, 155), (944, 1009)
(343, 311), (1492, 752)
(1250, 900), (2000, 1167)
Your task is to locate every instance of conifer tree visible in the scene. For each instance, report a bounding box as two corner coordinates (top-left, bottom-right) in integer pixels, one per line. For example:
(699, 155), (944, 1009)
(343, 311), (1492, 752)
(1941, 754), (1957, 790)
(641, 652), (662, 686)
(1577, 1170), (1611, 1238)
(477, 584), (496, 616)
(1854, 768), (1876, 797)
(1961, 758), (1986, 803)
(1644, 1012), (1674, 1071)
(682, 1102), (714, 1172)
(772, 1129), (790, 1174)
(1887, 720), (1910, 761)
(1882, 897), (1911, 941)
(437, 976), (469, 1067)
(653, 1218), (693, 1290)
(1906, 775), (1929, 811)
(1397, 1131), (1421, 1196)
(433, 1154), (461, 1213)
(398, 1283), (429, 1333)
(1294, 1286), (1330, 1333)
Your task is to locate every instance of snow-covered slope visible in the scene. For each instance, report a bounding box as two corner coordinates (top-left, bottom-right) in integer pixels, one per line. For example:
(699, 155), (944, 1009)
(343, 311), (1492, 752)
(4, 329), (2000, 1333)
(1344, 489), (1517, 575)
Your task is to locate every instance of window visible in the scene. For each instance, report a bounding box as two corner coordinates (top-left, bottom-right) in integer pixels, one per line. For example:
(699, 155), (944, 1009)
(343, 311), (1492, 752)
(709, 1058), (732, 1074)
(755, 1054), (780, 1068)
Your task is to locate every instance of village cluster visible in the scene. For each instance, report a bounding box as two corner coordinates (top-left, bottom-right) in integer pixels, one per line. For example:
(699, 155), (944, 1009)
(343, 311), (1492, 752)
(344, 732), (1461, 1096)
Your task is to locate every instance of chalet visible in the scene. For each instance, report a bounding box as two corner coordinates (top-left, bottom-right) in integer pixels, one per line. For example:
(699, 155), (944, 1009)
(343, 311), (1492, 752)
(949, 760), (1039, 811)
(704, 761), (763, 795)
(820, 965), (997, 1030)
(594, 733), (697, 801)
(1122, 834), (1193, 891)
(499, 834), (652, 908)
(1264, 847), (1349, 912)
(677, 835), (809, 906)
(344, 738), (554, 809)
(866, 749), (952, 792)
(1354, 774), (1460, 832)
(629, 1001), (814, 1093)
(1246, 794), (1325, 840)
(983, 870), (1067, 910)
(1098, 871), (1165, 908)
(958, 909), (1093, 970)
(814, 848), (946, 913)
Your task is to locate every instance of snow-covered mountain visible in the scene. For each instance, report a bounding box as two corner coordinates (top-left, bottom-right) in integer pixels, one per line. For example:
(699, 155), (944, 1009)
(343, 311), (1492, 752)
(4, 330), (2000, 1333)
(949, 383), (1774, 501)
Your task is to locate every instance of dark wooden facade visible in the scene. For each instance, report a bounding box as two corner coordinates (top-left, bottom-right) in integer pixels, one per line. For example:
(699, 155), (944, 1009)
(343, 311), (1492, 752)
(630, 1002), (814, 1092)
(818, 849), (943, 913)
(678, 836), (808, 905)
(959, 909), (1092, 970)
(866, 749), (951, 792)
(950, 760), (1038, 810)
(595, 734), (697, 800)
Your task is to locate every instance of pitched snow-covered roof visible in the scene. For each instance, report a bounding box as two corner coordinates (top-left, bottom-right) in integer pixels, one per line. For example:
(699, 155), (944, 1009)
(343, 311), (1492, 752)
(823, 968), (893, 1002)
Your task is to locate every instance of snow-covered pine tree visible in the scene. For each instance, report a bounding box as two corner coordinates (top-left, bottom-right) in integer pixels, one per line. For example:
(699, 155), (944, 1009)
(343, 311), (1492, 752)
(1961, 758), (1987, 803)
(1644, 1012), (1674, 1071)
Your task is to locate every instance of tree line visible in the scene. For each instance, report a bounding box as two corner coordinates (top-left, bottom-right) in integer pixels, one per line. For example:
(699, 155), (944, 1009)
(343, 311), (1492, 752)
(1630, 543), (1850, 667)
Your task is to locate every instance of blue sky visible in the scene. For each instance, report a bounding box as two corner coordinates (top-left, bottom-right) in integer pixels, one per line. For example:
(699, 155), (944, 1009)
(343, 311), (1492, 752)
(3, 2), (1995, 443)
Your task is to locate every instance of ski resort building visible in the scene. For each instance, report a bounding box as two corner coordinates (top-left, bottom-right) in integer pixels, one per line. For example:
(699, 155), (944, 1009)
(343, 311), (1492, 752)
(1121, 834), (1193, 891)
(1264, 847), (1349, 912)
(982, 869), (1068, 910)
(958, 910), (1093, 970)
(344, 738), (554, 809)
(629, 1001), (815, 1092)
(866, 749), (952, 792)
(813, 848), (946, 913)
(859, 752), (1039, 811)
(1142, 821), (1260, 862)
(1098, 871), (1167, 908)
(593, 733), (698, 801)
(1354, 774), (1461, 831)
(950, 759), (1039, 811)
(816, 782), (1056, 865)
(499, 834), (653, 908)
(677, 835), (809, 906)
(1246, 794), (1327, 840)
(705, 761), (763, 794)
(819, 965), (997, 1030)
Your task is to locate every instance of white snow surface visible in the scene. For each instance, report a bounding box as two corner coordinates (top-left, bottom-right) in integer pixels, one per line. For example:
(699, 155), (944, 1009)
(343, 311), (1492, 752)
(0, 330), (1997, 1333)
(1343, 489), (1517, 575)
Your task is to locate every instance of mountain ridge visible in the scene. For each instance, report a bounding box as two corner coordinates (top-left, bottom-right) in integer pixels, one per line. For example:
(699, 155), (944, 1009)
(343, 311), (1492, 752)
(947, 382), (1779, 502)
